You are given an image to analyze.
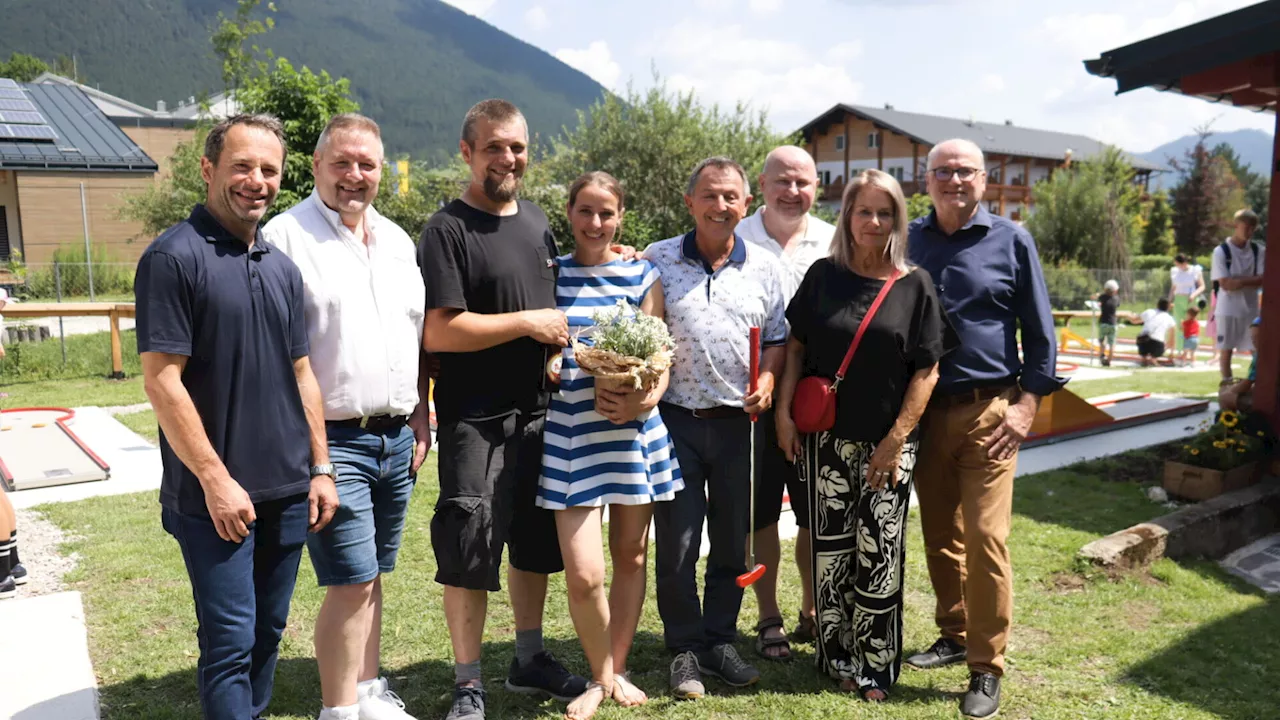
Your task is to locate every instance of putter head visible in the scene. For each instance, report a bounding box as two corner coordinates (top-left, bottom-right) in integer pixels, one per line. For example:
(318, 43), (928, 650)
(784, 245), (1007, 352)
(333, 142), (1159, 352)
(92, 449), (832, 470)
(736, 563), (766, 588)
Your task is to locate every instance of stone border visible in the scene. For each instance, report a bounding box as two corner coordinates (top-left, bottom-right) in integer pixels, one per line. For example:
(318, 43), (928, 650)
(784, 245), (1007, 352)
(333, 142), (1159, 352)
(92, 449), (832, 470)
(1080, 476), (1280, 569)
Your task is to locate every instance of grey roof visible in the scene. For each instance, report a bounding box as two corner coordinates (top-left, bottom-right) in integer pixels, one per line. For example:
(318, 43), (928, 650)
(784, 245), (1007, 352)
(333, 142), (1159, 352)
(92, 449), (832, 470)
(801, 103), (1165, 172)
(0, 82), (157, 172)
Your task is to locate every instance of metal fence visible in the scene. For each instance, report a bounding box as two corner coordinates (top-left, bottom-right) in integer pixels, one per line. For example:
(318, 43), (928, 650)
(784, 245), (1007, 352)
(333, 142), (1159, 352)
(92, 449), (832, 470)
(9, 262), (136, 301)
(1043, 267), (1179, 312)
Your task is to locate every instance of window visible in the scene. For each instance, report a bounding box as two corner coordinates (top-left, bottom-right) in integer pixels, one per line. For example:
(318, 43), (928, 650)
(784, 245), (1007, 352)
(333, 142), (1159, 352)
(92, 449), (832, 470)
(867, 132), (880, 148)
(989, 168), (1002, 184)
(0, 206), (8, 262)
(888, 167), (904, 182)
(834, 134), (845, 151)
(819, 170), (831, 186)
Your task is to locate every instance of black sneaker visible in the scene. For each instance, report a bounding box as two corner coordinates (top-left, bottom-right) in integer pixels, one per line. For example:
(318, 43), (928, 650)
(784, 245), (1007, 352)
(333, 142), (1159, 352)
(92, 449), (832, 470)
(905, 637), (967, 670)
(0, 575), (14, 600)
(11, 563), (26, 586)
(444, 684), (485, 720)
(961, 672), (1001, 719)
(504, 651), (588, 702)
(696, 644), (760, 687)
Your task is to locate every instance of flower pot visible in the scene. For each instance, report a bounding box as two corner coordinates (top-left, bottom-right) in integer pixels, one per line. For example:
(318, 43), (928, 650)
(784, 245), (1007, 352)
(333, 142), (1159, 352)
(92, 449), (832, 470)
(1162, 460), (1259, 501)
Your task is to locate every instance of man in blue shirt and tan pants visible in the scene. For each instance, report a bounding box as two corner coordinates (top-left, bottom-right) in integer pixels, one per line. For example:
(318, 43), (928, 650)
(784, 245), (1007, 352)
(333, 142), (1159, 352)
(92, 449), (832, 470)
(903, 139), (1063, 720)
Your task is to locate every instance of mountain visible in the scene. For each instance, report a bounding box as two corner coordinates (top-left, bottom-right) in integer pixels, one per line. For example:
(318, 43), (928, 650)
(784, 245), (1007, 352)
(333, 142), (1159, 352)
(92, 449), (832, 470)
(1137, 128), (1274, 189)
(0, 0), (607, 163)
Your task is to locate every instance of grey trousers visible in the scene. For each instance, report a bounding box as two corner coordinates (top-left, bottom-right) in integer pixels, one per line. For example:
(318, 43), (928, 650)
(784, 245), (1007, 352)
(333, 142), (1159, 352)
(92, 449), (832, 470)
(654, 405), (752, 653)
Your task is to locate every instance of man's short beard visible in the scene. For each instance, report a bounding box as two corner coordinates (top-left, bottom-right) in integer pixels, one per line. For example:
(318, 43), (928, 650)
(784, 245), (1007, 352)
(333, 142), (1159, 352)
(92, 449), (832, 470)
(483, 174), (522, 203)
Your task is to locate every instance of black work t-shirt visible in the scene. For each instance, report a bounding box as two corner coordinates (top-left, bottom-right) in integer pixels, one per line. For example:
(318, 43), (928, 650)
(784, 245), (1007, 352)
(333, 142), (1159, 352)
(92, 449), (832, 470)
(1099, 293), (1119, 325)
(418, 199), (559, 421)
(135, 204), (312, 516)
(787, 259), (957, 442)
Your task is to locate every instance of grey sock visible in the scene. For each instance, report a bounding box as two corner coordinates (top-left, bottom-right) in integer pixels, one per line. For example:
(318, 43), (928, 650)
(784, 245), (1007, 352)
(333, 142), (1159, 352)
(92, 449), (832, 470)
(515, 627), (544, 666)
(455, 659), (483, 688)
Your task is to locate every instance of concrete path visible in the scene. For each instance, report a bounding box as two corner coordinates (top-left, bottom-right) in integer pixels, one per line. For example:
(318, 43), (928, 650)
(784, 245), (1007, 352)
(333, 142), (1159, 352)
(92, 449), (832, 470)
(0, 591), (99, 720)
(1220, 533), (1280, 593)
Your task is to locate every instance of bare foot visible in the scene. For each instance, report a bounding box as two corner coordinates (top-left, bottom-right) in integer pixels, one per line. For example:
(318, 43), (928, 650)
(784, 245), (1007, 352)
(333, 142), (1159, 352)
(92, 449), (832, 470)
(612, 673), (647, 707)
(566, 682), (610, 720)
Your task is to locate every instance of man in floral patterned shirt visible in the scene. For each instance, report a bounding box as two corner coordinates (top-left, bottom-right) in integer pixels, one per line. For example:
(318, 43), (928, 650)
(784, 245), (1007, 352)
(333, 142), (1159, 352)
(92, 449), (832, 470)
(645, 156), (788, 700)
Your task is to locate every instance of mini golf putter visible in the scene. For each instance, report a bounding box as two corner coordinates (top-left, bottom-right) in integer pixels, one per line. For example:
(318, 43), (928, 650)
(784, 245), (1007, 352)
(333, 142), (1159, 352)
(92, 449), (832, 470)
(737, 326), (766, 589)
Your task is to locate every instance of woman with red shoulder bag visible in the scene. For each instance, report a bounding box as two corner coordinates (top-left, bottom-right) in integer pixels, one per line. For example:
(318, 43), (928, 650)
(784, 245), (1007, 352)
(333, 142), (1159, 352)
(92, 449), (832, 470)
(774, 169), (956, 702)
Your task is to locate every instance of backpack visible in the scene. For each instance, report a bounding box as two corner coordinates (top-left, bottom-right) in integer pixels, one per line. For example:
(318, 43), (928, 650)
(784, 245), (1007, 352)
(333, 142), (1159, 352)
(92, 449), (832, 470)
(1212, 239), (1260, 296)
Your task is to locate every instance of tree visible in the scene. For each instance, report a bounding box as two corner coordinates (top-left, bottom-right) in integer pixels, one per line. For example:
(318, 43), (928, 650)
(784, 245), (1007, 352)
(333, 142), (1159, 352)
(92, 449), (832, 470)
(529, 77), (793, 248)
(51, 54), (86, 84)
(1139, 190), (1175, 255)
(237, 57), (360, 210)
(1169, 129), (1246, 254)
(119, 125), (211, 235)
(1212, 142), (1269, 241)
(0, 52), (49, 82)
(1025, 146), (1143, 268)
(212, 0), (277, 97)
(374, 159), (469, 239)
(907, 193), (933, 221)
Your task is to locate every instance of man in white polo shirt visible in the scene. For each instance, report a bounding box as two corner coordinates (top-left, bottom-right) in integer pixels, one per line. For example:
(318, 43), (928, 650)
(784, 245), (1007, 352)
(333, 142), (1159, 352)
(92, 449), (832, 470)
(646, 156), (788, 700)
(265, 113), (430, 720)
(735, 145), (834, 661)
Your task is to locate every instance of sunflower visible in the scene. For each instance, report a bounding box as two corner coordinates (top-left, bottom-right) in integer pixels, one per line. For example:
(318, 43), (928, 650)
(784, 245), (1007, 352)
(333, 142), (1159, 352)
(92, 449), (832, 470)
(1221, 411), (1239, 428)
(1190, 449), (1200, 456)
(1213, 441), (1226, 449)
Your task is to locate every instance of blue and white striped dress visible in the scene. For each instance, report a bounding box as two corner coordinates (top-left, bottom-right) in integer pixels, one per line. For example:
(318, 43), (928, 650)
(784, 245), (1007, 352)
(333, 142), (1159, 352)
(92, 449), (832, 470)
(536, 257), (684, 510)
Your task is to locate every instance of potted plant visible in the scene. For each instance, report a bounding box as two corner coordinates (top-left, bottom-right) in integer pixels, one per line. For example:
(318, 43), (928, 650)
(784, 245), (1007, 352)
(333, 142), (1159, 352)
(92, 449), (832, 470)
(1164, 410), (1270, 501)
(571, 299), (675, 411)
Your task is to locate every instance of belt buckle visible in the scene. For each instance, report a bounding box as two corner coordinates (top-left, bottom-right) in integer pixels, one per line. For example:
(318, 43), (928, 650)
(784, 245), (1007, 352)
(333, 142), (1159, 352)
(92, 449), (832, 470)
(359, 416), (370, 429)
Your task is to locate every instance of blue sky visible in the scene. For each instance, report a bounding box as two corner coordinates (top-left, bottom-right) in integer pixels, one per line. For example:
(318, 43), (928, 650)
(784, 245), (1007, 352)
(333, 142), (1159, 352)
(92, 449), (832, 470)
(440, 0), (1275, 153)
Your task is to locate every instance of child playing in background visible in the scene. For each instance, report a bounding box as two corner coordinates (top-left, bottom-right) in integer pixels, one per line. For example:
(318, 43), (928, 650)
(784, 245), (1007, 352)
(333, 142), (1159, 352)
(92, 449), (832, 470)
(1181, 306), (1201, 366)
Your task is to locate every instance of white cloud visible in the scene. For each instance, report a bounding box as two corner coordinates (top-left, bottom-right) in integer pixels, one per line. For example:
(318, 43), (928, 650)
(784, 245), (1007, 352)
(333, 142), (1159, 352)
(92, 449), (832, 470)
(825, 41), (864, 65)
(749, 0), (783, 14)
(981, 74), (1006, 93)
(556, 41), (622, 89)
(524, 5), (548, 30)
(439, 0), (495, 17)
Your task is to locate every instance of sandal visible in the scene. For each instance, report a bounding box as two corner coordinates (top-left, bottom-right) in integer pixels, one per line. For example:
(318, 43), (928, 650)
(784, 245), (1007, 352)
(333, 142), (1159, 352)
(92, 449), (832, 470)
(565, 681), (610, 720)
(612, 672), (647, 706)
(789, 610), (817, 645)
(754, 616), (791, 661)
(839, 678), (888, 702)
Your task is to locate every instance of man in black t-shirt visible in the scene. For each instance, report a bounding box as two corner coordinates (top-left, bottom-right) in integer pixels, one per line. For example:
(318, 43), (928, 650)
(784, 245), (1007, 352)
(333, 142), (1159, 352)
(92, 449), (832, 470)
(417, 99), (586, 720)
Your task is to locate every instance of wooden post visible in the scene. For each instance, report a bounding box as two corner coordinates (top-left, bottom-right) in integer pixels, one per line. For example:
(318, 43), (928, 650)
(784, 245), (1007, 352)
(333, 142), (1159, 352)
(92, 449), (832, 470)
(998, 156), (1008, 216)
(109, 307), (124, 379)
(842, 114), (851, 187)
(876, 130), (884, 170)
(1253, 110), (1280, 435)
(912, 142), (920, 192)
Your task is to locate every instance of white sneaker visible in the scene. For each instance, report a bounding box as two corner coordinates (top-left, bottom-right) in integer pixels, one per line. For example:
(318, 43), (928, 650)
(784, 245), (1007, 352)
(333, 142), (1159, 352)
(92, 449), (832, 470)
(318, 705), (359, 720)
(358, 678), (417, 720)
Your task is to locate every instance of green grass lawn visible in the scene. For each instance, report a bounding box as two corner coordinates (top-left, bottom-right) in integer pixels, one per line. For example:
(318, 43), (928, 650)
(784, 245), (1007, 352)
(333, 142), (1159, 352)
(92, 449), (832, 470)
(1069, 370), (1227, 400)
(0, 329), (141, 383)
(36, 460), (1279, 720)
(115, 408), (159, 443)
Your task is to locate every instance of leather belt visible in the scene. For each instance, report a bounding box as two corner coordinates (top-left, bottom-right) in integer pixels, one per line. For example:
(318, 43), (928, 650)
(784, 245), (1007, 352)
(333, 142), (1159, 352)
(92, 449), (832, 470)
(661, 403), (745, 420)
(326, 414), (408, 431)
(929, 384), (1016, 410)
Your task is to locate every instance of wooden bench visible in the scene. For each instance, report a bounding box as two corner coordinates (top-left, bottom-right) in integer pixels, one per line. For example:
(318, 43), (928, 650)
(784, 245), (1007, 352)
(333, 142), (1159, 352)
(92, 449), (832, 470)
(3, 303), (136, 378)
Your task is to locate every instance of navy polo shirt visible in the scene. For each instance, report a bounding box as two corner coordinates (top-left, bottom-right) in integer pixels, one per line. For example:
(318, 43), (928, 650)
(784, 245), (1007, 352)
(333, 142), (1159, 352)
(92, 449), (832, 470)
(907, 207), (1065, 397)
(136, 204), (312, 516)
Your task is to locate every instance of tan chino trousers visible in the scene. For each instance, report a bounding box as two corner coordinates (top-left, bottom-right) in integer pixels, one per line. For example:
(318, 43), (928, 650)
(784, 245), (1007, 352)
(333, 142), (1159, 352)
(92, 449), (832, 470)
(913, 389), (1018, 677)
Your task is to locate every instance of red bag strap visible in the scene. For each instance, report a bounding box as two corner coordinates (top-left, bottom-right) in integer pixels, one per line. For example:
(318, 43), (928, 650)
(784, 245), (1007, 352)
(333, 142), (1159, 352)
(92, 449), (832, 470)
(834, 270), (900, 381)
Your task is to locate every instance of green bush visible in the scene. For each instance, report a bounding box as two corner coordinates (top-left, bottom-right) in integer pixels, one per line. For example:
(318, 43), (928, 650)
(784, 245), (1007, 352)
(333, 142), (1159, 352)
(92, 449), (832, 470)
(23, 244), (135, 298)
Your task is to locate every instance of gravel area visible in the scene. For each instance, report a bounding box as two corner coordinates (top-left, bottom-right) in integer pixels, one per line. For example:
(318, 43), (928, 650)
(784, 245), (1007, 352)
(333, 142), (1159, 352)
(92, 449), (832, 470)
(9, 508), (80, 598)
(101, 402), (151, 416)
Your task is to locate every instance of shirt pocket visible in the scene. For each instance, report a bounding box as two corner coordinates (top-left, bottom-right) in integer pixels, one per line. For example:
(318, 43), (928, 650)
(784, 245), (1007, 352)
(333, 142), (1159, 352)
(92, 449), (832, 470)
(534, 244), (556, 282)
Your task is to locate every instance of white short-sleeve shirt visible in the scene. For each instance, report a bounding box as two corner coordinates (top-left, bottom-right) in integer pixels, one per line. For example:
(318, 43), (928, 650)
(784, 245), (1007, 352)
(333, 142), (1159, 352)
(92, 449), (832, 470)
(646, 231), (787, 409)
(264, 192), (426, 420)
(1169, 264), (1202, 296)
(736, 207), (835, 301)
(1211, 239), (1265, 319)
(1139, 308), (1177, 341)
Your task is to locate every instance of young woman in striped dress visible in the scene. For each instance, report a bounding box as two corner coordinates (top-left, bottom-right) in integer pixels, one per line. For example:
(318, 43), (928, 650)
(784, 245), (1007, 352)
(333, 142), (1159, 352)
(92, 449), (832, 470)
(537, 171), (683, 720)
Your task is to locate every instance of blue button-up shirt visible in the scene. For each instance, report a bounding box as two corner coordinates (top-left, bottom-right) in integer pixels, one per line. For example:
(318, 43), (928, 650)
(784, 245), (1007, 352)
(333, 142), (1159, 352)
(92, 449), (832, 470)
(908, 207), (1064, 397)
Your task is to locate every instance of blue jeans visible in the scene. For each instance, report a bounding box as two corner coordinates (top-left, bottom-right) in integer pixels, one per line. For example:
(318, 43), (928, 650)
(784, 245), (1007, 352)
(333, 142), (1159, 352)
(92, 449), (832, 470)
(307, 423), (417, 586)
(162, 495), (309, 720)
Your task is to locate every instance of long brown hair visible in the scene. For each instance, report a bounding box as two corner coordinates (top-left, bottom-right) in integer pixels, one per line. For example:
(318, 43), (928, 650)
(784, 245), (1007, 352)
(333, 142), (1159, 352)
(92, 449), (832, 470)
(568, 171), (626, 210)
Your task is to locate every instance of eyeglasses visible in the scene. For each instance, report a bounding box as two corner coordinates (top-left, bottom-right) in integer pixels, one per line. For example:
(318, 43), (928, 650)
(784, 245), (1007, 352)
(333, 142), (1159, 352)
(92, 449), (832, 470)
(929, 167), (984, 182)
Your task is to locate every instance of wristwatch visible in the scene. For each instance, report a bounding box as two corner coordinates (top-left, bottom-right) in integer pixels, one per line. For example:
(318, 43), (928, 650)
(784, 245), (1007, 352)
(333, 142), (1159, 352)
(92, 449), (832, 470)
(310, 463), (335, 478)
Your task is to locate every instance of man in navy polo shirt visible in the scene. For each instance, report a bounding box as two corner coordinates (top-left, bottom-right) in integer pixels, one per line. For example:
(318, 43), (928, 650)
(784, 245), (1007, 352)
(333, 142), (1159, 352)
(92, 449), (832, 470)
(136, 113), (339, 720)
(904, 139), (1063, 720)
(645, 157), (787, 700)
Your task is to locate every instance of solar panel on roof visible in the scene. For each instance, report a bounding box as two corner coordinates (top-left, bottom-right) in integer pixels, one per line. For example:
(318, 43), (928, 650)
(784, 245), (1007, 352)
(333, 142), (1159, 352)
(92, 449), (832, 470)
(0, 125), (14, 138)
(2, 124), (57, 141)
(0, 99), (36, 112)
(0, 111), (45, 125)
(0, 79), (19, 90)
(0, 89), (25, 100)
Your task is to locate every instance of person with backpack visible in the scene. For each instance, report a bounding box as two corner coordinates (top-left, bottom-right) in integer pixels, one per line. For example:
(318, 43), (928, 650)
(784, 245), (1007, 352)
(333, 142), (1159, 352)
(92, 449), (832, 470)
(1211, 209), (1265, 381)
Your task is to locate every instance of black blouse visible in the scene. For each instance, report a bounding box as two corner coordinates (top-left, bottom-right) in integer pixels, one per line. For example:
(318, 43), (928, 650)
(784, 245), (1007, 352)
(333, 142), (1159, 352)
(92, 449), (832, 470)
(786, 258), (957, 443)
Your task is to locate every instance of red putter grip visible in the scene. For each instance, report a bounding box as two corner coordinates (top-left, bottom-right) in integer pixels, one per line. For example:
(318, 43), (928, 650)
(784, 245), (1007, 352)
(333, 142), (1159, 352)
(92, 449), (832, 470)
(736, 563), (766, 588)
(748, 327), (760, 421)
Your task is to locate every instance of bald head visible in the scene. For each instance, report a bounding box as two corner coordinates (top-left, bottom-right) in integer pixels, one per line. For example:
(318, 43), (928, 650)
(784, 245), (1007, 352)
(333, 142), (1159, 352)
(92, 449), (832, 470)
(926, 138), (984, 170)
(759, 145), (818, 221)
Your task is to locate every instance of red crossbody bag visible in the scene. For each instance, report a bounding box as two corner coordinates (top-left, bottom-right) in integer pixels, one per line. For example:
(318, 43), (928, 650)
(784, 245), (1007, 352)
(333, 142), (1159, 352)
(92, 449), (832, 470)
(791, 271), (900, 434)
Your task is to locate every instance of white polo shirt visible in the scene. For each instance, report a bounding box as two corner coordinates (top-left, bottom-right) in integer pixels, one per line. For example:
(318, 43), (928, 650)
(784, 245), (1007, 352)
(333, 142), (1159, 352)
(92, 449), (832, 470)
(264, 191), (425, 421)
(736, 207), (835, 301)
(647, 231), (788, 410)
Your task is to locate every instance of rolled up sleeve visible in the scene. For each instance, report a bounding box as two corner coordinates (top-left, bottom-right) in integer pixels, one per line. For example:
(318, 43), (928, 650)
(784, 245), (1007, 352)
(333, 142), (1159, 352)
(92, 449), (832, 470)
(1014, 231), (1066, 396)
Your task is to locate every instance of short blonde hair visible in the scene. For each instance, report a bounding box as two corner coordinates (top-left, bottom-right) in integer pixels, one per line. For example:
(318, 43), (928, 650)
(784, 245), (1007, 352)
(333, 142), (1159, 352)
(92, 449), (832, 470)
(1235, 208), (1259, 230)
(830, 169), (911, 274)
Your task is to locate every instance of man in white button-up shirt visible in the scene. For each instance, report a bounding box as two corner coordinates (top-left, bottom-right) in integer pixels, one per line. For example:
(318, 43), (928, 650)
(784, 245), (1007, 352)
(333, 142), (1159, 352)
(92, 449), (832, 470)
(265, 114), (428, 720)
(735, 145), (835, 661)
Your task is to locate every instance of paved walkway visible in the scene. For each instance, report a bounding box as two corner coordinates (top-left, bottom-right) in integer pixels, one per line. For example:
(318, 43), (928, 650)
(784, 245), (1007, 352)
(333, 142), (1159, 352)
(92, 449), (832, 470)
(1221, 533), (1280, 593)
(0, 592), (99, 720)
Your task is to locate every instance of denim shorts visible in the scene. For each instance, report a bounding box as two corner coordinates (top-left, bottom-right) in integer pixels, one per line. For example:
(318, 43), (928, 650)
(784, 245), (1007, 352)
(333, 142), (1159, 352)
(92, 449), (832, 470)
(1183, 336), (1200, 352)
(307, 423), (417, 586)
